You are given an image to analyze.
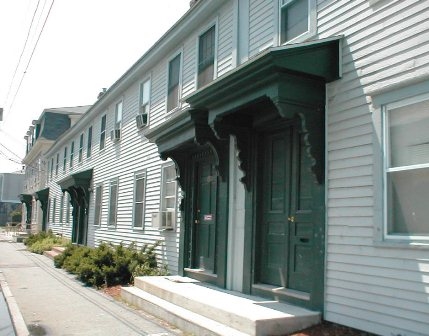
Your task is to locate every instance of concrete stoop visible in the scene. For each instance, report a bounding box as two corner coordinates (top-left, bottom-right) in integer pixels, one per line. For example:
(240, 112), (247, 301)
(121, 276), (320, 336)
(43, 246), (66, 260)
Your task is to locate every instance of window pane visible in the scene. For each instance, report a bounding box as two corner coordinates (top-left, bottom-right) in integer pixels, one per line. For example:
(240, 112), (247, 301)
(109, 183), (118, 225)
(281, 0), (308, 43)
(134, 203), (143, 228)
(135, 177), (145, 202)
(167, 54), (181, 111)
(388, 99), (429, 168)
(165, 181), (176, 196)
(198, 26), (215, 88)
(141, 80), (150, 106)
(387, 168), (429, 235)
(94, 185), (102, 226)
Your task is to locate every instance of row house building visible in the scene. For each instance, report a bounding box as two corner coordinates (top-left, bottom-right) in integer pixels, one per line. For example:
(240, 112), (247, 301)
(23, 0), (429, 335)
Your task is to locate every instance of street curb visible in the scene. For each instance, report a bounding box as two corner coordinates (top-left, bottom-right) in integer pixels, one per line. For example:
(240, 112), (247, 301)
(0, 272), (30, 336)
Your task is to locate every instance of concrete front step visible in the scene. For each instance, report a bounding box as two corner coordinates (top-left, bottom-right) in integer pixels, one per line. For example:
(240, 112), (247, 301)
(43, 246), (66, 260)
(122, 276), (320, 336)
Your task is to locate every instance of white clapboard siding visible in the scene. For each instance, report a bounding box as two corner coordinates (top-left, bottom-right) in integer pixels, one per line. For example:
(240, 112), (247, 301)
(249, 0), (275, 57)
(320, 0), (429, 334)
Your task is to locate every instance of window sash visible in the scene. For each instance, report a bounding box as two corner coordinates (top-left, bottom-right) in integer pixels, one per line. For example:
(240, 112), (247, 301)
(383, 95), (429, 240)
(167, 54), (181, 111)
(87, 126), (92, 158)
(100, 115), (106, 150)
(94, 185), (103, 226)
(78, 133), (84, 162)
(63, 147), (67, 171)
(198, 26), (215, 88)
(133, 173), (146, 228)
(66, 194), (70, 224)
(140, 80), (151, 113)
(108, 180), (118, 226)
(280, 0), (309, 44)
(70, 141), (74, 168)
(115, 102), (123, 128)
(59, 195), (64, 222)
(55, 154), (59, 175)
(52, 198), (56, 223)
(161, 164), (177, 211)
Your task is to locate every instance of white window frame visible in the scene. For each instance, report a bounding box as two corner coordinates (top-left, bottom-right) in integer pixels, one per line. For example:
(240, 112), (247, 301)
(70, 141), (74, 169)
(87, 126), (92, 158)
(161, 163), (177, 212)
(115, 100), (123, 129)
(78, 133), (84, 163)
(59, 194), (64, 223)
(196, 21), (218, 89)
(100, 114), (107, 150)
(94, 184), (103, 226)
(133, 171), (147, 229)
(139, 78), (151, 115)
(66, 193), (71, 224)
(382, 92), (429, 242)
(166, 51), (183, 113)
(278, 0), (316, 45)
(108, 178), (119, 226)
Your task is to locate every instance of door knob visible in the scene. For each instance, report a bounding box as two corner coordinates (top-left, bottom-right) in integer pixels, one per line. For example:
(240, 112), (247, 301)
(288, 216), (295, 223)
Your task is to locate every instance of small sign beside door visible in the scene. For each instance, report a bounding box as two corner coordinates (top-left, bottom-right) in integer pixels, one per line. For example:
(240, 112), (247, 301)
(204, 214), (214, 221)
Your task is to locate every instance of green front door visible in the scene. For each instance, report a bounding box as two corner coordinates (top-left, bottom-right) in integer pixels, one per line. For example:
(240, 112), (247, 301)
(258, 124), (314, 293)
(193, 152), (217, 272)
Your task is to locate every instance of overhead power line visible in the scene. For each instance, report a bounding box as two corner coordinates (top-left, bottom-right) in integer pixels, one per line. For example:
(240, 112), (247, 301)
(3, 0), (41, 107)
(6, 0), (56, 117)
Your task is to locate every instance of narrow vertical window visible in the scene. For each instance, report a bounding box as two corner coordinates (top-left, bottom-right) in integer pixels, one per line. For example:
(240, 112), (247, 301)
(70, 141), (74, 168)
(50, 158), (54, 179)
(161, 164), (177, 211)
(115, 101), (123, 128)
(133, 172), (146, 228)
(167, 53), (181, 112)
(66, 194), (71, 224)
(78, 133), (84, 163)
(52, 198), (56, 223)
(94, 185), (103, 226)
(139, 79), (151, 114)
(47, 160), (51, 181)
(47, 198), (51, 223)
(198, 25), (215, 88)
(59, 195), (64, 223)
(108, 179), (118, 226)
(55, 153), (59, 176)
(100, 115), (106, 150)
(63, 147), (67, 172)
(280, 0), (309, 44)
(87, 126), (92, 158)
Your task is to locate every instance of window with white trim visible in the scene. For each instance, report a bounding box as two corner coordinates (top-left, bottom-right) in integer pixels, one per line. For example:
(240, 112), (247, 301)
(108, 179), (118, 226)
(63, 147), (67, 172)
(115, 101), (123, 129)
(55, 153), (59, 176)
(94, 184), (103, 226)
(167, 53), (182, 112)
(383, 93), (429, 240)
(161, 163), (177, 211)
(280, 0), (315, 44)
(198, 25), (216, 88)
(100, 115), (106, 150)
(133, 171), (146, 229)
(70, 141), (74, 169)
(52, 198), (56, 223)
(60, 194), (64, 223)
(87, 126), (92, 158)
(50, 157), (54, 179)
(66, 193), (71, 224)
(139, 79), (151, 115)
(78, 133), (84, 163)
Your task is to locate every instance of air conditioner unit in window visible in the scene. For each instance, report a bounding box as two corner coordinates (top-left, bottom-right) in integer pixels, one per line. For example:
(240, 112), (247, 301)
(135, 113), (148, 129)
(152, 211), (175, 230)
(110, 128), (121, 142)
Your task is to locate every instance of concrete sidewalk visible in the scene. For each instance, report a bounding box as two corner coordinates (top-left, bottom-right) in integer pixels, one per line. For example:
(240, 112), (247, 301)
(0, 233), (183, 336)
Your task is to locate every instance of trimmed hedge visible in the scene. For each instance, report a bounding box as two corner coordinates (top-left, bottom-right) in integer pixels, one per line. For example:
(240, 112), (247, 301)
(54, 241), (168, 288)
(24, 230), (69, 254)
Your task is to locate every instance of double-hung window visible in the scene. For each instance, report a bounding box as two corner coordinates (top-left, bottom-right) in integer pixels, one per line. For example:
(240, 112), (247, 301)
(167, 53), (182, 112)
(108, 179), (119, 226)
(52, 198), (56, 223)
(140, 79), (151, 115)
(70, 141), (74, 169)
(55, 153), (59, 176)
(63, 147), (67, 172)
(66, 193), (71, 224)
(198, 25), (216, 88)
(59, 195), (64, 223)
(383, 93), (429, 240)
(100, 115), (106, 150)
(94, 184), (103, 226)
(78, 133), (84, 163)
(87, 126), (92, 158)
(115, 101), (123, 129)
(161, 163), (177, 211)
(50, 158), (54, 179)
(133, 172), (146, 229)
(280, 0), (315, 44)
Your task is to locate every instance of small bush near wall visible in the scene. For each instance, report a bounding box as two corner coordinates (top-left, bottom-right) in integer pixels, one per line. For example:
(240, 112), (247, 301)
(24, 230), (69, 254)
(54, 241), (168, 288)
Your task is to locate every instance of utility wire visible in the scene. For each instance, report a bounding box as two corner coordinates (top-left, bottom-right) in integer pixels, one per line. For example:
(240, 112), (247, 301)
(0, 142), (23, 161)
(7, 0), (56, 117)
(3, 0), (41, 107)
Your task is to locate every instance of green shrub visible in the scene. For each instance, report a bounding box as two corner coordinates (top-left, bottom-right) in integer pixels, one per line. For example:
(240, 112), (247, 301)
(25, 230), (69, 254)
(54, 241), (168, 288)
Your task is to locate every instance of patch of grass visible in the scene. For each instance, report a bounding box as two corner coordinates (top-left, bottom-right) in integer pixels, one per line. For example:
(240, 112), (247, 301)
(54, 241), (168, 288)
